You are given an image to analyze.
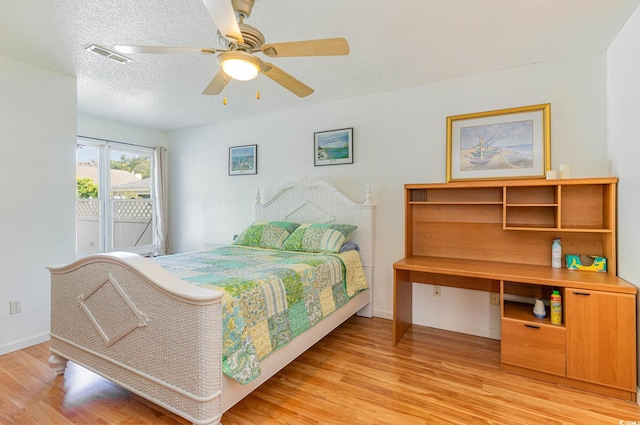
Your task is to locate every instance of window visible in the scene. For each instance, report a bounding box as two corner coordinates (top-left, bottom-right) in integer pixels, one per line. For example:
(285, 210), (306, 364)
(76, 138), (156, 256)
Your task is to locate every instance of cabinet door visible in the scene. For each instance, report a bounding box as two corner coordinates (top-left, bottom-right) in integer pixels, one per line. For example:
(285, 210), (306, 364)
(566, 289), (636, 390)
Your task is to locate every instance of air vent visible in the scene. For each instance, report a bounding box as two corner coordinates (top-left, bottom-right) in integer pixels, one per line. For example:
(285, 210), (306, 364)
(85, 44), (131, 64)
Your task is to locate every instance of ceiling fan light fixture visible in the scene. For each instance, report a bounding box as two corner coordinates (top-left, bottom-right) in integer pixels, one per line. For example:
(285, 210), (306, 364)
(222, 59), (259, 80)
(219, 51), (261, 81)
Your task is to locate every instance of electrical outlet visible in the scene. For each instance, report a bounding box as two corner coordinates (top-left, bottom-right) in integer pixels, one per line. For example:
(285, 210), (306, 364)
(10, 300), (22, 315)
(490, 292), (500, 305)
(433, 286), (441, 297)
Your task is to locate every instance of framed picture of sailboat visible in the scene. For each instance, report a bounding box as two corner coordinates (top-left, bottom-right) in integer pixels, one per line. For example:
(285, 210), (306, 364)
(446, 104), (550, 182)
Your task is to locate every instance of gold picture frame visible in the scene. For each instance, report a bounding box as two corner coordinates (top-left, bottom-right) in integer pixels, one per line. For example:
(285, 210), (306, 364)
(446, 103), (550, 182)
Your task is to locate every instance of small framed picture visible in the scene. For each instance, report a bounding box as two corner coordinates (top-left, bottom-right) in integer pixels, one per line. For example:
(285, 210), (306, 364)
(314, 128), (353, 166)
(229, 144), (257, 176)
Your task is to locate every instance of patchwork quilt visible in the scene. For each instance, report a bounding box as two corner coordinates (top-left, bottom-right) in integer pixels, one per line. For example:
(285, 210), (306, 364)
(151, 245), (368, 384)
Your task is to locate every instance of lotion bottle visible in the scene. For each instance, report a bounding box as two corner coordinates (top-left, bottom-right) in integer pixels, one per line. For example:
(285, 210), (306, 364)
(552, 238), (562, 268)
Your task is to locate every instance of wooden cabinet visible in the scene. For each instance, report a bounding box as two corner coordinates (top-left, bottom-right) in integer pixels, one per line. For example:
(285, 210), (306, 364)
(394, 177), (637, 401)
(566, 289), (636, 391)
(500, 283), (637, 398)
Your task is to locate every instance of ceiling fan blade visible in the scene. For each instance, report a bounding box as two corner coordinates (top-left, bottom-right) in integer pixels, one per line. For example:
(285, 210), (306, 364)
(261, 38), (349, 58)
(262, 63), (314, 97)
(202, 0), (244, 45)
(114, 45), (216, 55)
(202, 70), (229, 95)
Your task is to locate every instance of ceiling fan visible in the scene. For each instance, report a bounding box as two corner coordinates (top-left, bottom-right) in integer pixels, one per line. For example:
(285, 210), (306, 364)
(114, 0), (349, 99)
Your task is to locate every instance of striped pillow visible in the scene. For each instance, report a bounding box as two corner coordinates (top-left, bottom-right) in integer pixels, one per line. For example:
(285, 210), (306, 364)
(281, 223), (358, 253)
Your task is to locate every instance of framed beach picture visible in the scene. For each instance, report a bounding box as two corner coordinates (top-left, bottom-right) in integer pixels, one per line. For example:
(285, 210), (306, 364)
(446, 104), (550, 182)
(229, 144), (257, 176)
(314, 128), (353, 166)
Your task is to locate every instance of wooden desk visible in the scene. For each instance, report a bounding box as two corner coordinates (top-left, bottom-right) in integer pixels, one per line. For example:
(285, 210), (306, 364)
(392, 256), (637, 400)
(393, 255), (635, 344)
(396, 178), (637, 400)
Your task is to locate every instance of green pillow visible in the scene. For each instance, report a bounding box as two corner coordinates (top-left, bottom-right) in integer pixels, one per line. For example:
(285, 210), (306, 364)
(233, 221), (300, 249)
(281, 223), (358, 253)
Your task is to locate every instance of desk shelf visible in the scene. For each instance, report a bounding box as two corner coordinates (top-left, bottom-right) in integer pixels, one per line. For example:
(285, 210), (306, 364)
(405, 177), (619, 273)
(503, 301), (559, 327)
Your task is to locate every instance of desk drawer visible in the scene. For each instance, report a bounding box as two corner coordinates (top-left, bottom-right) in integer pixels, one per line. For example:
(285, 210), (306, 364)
(501, 318), (566, 377)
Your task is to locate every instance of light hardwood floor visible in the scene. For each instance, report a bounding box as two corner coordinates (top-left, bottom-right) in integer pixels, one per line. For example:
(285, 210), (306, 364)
(2, 317), (639, 424)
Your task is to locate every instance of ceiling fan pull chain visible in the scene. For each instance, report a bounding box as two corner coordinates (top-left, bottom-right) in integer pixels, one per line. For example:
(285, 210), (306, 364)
(256, 74), (261, 100)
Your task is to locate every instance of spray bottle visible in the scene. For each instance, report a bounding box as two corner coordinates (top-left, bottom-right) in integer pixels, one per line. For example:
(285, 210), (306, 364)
(550, 290), (562, 325)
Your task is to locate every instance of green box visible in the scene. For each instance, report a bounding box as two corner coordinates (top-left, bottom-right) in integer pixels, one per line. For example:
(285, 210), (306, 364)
(565, 254), (607, 272)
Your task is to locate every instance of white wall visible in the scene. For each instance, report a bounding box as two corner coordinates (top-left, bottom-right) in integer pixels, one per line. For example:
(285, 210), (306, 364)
(169, 51), (609, 338)
(78, 113), (170, 149)
(607, 4), (640, 389)
(0, 56), (77, 354)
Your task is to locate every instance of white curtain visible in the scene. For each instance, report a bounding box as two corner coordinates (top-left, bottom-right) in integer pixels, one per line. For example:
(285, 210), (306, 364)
(151, 147), (168, 256)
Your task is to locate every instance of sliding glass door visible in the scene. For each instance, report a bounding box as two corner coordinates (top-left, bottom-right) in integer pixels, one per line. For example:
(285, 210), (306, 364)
(76, 139), (155, 256)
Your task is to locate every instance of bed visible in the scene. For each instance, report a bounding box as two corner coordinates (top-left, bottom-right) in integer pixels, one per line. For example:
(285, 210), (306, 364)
(47, 177), (375, 425)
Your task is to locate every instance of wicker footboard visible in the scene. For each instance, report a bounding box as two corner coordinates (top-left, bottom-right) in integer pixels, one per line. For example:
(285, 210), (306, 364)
(48, 252), (224, 425)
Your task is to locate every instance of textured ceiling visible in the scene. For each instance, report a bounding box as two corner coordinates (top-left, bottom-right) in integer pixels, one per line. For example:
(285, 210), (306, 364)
(1, 0), (639, 131)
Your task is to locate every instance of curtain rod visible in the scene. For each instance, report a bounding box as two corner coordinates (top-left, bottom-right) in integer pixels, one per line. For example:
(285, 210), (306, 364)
(77, 135), (166, 151)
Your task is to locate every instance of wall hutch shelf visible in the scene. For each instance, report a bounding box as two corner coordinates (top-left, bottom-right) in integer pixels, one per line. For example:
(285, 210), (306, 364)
(393, 177), (637, 400)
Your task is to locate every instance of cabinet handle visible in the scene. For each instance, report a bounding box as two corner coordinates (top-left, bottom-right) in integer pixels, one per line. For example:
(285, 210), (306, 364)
(572, 292), (591, 296)
(524, 324), (540, 329)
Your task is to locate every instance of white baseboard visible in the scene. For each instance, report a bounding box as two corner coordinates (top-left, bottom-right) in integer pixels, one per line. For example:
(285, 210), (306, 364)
(637, 387), (640, 407)
(413, 317), (500, 340)
(372, 309), (500, 340)
(373, 308), (392, 320)
(0, 332), (50, 356)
